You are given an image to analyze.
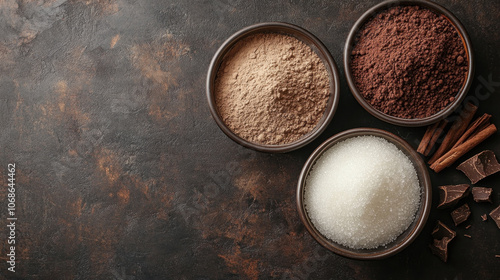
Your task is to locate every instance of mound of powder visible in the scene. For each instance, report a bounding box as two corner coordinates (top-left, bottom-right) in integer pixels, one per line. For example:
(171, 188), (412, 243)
(215, 33), (330, 145)
(350, 6), (468, 119)
(304, 136), (421, 249)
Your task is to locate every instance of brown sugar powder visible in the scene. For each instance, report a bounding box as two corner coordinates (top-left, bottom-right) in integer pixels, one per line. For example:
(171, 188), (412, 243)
(214, 33), (330, 145)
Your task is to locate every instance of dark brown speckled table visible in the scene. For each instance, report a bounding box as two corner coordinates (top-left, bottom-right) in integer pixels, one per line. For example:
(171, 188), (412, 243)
(0, 0), (499, 279)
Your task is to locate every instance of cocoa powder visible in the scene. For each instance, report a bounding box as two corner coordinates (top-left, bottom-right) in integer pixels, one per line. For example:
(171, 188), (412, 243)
(215, 33), (330, 145)
(351, 6), (468, 119)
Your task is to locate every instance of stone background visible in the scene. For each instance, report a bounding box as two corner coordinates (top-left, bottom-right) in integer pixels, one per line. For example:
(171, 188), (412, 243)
(0, 0), (499, 279)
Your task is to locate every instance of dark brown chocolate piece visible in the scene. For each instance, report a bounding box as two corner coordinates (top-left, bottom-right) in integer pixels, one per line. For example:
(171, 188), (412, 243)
(437, 184), (470, 209)
(430, 221), (456, 262)
(472, 187), (493, 203)
(432, 221), (457, 240)
(451, 204), (471, 226)
(489, 205), (500, 229)
(457, 150), (500, 184)
(481, 214), (488, 221)
(432, 220), (457, 240)
(430, 237), (453, 262)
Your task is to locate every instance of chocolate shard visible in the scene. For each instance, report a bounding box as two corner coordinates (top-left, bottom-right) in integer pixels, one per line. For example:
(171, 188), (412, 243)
(451, 204), (471, 226)
(430, 221), (456, 262)
(457, 150), (500, 184)
(437, 184), (470, 209)
(430, 237), (452, 262)
(489, 205), (500, 229)
(471, 187), (493, 203)
(481, 214), (488, 221)
(431, 220), (456, 240)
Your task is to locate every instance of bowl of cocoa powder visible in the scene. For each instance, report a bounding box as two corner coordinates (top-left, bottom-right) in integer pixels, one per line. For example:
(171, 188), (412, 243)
(344, 0), (474, 127)
(207, 22), (340, 153)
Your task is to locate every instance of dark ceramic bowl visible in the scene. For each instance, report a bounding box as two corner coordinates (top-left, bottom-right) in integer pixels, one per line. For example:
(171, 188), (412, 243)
(344, 0), (474, 127)
(207, 22), (340, 153)
(296, 128), (432, 260)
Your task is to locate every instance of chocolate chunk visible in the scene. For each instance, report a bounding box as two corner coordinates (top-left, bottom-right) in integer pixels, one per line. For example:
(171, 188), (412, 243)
(481, 214), (488, 221)
(430, 221), (456, 262)
(472, 187), (493, 203)
(437, 184), (470, 209)
(451, 204), (471, 226)
(457, 150), (500, 184)
(431, 220), (457, 240)
(430, 237), (452, 262)
(489, 205), (500, 229)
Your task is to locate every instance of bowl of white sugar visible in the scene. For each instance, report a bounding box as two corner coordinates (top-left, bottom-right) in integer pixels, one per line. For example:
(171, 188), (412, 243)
(297, 128), (431, 259)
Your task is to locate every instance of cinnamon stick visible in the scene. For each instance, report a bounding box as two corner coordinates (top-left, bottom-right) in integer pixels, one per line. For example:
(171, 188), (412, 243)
(428, 103), (478, 164)
(452, 113), (491, 149)
(417, 121), (441, 154)
(430, 124), (497, 173)
(424, 119), (449, 156)
(469, 118), (492, 140)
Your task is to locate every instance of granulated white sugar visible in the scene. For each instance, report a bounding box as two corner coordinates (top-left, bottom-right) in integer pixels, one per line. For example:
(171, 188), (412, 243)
(304, 135), (421, 249)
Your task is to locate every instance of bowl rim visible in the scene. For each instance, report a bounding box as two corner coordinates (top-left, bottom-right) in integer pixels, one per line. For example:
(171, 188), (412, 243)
(296, 127), (432, 260)
(343, 0), (475, 127)
(207, 22), (340, 153)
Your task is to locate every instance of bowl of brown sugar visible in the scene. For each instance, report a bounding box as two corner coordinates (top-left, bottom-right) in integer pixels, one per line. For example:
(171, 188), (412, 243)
(207, 22), (340, 153)
(344, 0), (474, 127)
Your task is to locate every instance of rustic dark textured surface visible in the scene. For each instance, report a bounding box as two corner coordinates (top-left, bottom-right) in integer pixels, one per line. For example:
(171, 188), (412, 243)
(0, 0), (499, 279)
